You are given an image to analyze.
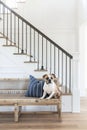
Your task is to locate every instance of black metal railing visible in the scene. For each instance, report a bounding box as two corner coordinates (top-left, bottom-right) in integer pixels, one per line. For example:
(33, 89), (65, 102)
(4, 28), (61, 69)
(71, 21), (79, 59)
(0, 1), (73, 94)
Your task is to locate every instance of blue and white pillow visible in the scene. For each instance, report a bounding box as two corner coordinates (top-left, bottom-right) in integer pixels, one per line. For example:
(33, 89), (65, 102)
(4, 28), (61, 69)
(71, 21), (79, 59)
(25, 75), (44, 98)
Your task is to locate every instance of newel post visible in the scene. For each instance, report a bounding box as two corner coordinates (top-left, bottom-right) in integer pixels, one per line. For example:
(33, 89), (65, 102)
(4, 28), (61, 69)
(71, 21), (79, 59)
(72, 53), (80, 113)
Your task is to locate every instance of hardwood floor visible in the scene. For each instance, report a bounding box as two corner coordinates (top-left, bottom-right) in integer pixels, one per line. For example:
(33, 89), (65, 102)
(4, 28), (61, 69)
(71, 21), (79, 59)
(0, 98), (87, 130)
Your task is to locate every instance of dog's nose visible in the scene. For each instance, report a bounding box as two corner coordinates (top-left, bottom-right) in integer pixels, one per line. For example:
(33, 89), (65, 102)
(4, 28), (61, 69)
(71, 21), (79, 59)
(48, 79), (51, 83)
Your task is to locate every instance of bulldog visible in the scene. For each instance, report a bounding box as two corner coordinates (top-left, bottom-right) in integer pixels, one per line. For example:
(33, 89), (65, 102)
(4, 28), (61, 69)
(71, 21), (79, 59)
(40, 74), (62, 99)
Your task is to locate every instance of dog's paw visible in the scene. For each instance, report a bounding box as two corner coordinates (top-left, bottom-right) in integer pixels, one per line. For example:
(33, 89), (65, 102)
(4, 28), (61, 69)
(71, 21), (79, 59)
(46, 97), (51, 99)
(40, 97), (44, 99)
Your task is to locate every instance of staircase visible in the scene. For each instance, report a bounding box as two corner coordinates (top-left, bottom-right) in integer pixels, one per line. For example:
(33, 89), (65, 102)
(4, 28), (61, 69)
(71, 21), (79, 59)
(0, 1), (73, 95)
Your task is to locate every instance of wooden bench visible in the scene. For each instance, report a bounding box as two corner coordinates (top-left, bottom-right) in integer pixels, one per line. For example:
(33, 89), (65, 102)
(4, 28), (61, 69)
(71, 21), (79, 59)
(0, 79), (62, 122)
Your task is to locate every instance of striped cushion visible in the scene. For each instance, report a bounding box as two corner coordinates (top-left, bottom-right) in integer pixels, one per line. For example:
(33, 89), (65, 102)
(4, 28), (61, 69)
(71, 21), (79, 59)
(25, 75), (44, 98)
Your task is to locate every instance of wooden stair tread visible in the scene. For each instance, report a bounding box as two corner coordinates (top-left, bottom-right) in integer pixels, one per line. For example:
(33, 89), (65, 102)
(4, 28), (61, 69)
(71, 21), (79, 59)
(24, 61), (38, 63)
(0, 13), (10, 14)
(62, 93), (72, 96)
(0, 36), (7, 39)
(16, 0), (26, 3)
(34, 69), (47, 72)
(14, 53), (33, 57)
(3, 45), (16, 47)
(14, 53), (27, 55)
(0, 36), (5, 38)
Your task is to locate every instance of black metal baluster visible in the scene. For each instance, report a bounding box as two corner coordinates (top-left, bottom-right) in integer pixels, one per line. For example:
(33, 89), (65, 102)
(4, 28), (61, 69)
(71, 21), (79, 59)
(34, 29), (35, 61)
(54, 46), (56, 74)
(65, 55), (67, 93)
(58, 48), (59, 77)
(62, 51), (63, 85)
(37, 32), (39, 70)
(14, 15), (16, 45)
(18, 17), (19, 53)
(40, 36), (44, 70)
(50, 43), (52, 74)
(21, 20), (24, 53)
(26, 23), (27, 54)
(46, 39), (47, 70)
(3, 5), (5, 36)
(29, 26), (31, 61)
(10, 11), (12, 45)
(6, 9), (8, 45)
(69, 58), (71, 93)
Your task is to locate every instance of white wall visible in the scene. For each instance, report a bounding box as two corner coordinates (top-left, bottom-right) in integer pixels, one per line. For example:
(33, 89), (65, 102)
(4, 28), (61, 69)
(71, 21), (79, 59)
(78, 0), (87, 26)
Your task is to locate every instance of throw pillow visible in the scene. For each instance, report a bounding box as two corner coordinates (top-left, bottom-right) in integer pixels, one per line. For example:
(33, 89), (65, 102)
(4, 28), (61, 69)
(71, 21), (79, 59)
(25, 75), (44, 98)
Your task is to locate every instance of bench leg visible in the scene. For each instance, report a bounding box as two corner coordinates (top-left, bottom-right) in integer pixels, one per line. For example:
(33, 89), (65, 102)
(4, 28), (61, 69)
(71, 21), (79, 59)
(19, 106), (22, 112)
(57, 103), (62, 122)
(19, 106), (22, 117)
(14, 104), (19, 122)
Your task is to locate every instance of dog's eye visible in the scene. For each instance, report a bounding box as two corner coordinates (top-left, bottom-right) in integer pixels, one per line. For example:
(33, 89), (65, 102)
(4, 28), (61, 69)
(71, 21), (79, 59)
(51, 77), (53, 79)
(46, 77), (49, 80)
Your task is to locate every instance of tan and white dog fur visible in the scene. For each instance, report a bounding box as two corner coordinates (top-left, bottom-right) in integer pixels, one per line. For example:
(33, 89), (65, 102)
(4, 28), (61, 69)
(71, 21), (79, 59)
(40, 74), (61, 99)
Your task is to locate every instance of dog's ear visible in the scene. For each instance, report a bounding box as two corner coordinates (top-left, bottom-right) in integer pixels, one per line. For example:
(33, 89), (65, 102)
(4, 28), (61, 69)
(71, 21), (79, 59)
(43, 74), (48, 79)
(51, 74), (56, 78)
